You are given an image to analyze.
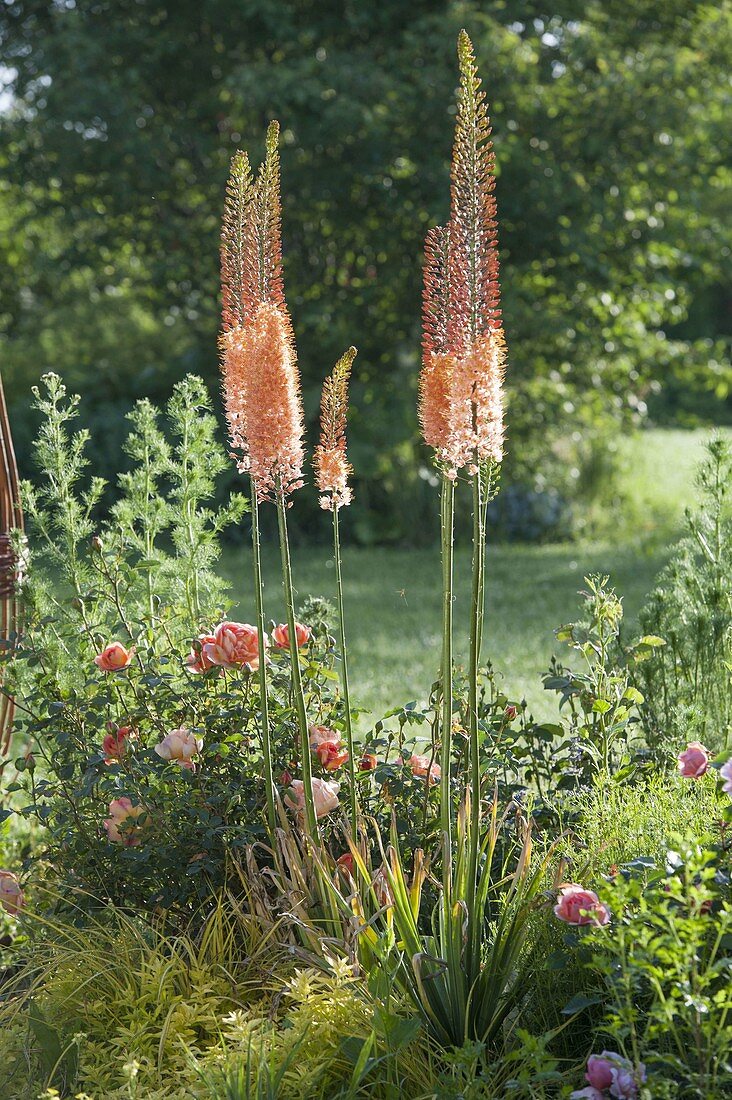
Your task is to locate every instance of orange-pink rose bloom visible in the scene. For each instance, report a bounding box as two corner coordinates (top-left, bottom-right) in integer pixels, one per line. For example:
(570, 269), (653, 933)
(554, 884), (610, 927)
(336, 852), (355, 878)
(94, 642), (135, 672)
(104, 797), (147, 847)
(677, 741), (709, 779)
(203, 621), (265, 671)
(272, 622), (311, 649)
(316, 740), (350, 772)
(309, 724), (338, 750)
(285, 777), (340, 819)
(185, 634), (218, 673)
(154, 727), (203, 770)
(407, 753), (441, 785)
(0, 870), (24, 916)
(102, 725), (134, 763)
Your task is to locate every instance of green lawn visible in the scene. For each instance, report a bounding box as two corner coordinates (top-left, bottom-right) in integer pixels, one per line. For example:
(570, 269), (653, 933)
(220, 540), (668, 724)
(218, 427), (728, 724)
(613, 426), (729, 539)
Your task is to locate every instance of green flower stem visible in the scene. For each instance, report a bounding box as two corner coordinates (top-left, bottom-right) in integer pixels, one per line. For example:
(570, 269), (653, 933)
(250, 483), (276, 836)
(467, 468), (487, 935)
(276, 486), (317, 835)
(440, 473), (455, 864)
(333, 506), (358, 841)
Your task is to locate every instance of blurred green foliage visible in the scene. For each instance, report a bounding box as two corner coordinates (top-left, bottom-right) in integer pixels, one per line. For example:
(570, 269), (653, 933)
(0, 0), (730, 542)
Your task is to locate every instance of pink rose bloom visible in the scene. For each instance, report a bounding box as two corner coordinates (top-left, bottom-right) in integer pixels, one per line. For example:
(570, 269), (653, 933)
(570, 1090), (605, 1100)
(554, 884), (611, 927)
(102, 725), (134, 763)
(586, 1054), (615, 1090)
(285, 776), (340, 819)
(677, 740), (709, 778)
(185, 634), (218, 673)
(203, 622), (265, 671)
(0, 870), (24, 916)
(272, 622), (311, 649)
(583, 1052), (645, 1099)
(155, 727), (202, 769)
(104, 797), (147, 846)
(309, 724), (339, 750)
(720, 758), (732, 796)
(316, 740), (349, 772)
(407, 753), (441, 785)
(94, 641), (135, 672)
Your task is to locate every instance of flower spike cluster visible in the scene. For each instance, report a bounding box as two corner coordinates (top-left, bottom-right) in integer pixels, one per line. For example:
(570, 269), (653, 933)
(220, 121), (305, 501)
(314, 346), (357, 510)
(419, 30), (506, 476)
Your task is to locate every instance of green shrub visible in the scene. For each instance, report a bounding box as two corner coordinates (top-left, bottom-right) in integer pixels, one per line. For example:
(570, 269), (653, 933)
(521, 771), (725, 1062)
(583, 842), (732, 1098)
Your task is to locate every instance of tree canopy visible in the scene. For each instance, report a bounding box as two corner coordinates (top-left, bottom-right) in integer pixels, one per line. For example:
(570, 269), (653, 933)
(1, 0), (729, 541)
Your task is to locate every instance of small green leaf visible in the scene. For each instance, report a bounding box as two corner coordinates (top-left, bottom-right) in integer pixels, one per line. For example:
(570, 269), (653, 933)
(561, 992), (604, 1015)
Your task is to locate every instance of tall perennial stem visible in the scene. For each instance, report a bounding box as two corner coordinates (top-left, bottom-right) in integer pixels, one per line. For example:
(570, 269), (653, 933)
(333, 506), (357, 840)
(466, 467), (488, 934)
(440, 473), (456, 861)
(250, 484), (276, 834)
(276, 486), (317, 834)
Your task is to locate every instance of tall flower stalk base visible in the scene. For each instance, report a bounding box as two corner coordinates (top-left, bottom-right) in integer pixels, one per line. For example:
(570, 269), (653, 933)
(250, 485), (276, 833)
(332, 506), (357, 839)
(439, 473), (455, 857)
(276, 487), (317, 835)
(466, 463), (493, 960)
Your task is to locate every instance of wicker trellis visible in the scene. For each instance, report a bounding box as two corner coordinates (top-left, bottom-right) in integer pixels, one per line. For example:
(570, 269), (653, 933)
(0, 372), (23, 754)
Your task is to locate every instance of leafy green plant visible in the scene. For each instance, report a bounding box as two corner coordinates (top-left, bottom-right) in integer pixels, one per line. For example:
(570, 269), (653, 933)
(583, 842), (732, 1098)
(543, 574), (661, 784)
(639, 437), (732, 750)
(191, 960), (434, 1100)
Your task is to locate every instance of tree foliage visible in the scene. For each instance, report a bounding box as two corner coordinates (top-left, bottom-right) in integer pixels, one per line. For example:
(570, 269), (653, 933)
(0, 0), (730, 541)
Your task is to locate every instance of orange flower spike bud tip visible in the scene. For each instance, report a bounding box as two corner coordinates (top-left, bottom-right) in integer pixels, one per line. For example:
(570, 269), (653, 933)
(218, 121), (306, 500)
(420, 32), (506, 475)
(314, 346), (357, 510)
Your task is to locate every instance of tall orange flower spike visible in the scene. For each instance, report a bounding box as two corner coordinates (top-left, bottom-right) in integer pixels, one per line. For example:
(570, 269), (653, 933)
(220, 122), (305, 502)
(419, 31), (506, 475)
(314, 347), (357, 510)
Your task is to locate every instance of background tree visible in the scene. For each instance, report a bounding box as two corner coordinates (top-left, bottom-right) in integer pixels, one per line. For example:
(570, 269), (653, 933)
(0, 0), (729, 542)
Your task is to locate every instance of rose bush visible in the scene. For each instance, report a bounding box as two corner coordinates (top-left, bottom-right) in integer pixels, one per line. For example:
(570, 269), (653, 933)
(0, 377), (364, 918)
